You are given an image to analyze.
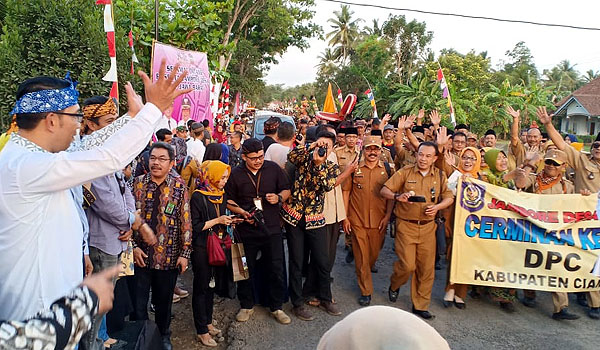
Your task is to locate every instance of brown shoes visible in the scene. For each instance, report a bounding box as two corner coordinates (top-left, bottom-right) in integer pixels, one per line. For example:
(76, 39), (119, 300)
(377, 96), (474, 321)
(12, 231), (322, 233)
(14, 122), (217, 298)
(293, 305), (315, 321)
(320, 301), (342, 316)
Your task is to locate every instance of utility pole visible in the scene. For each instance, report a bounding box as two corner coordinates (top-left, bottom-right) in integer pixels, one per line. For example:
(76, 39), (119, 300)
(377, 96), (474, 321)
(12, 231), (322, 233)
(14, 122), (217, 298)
(154, 0), (159, 40)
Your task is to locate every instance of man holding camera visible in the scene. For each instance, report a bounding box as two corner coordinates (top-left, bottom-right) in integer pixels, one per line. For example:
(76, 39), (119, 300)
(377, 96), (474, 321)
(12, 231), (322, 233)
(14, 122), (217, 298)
(282, 131), (341, 321)
(225, 138), (291, 325)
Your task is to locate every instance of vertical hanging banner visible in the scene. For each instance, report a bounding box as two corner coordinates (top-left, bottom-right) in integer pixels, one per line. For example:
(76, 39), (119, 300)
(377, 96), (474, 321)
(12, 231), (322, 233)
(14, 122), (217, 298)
(451, 178), (600, 292)
(151, 41), (211, 125)
(96, 0), (118, 100)
(436, 67), (455, 126)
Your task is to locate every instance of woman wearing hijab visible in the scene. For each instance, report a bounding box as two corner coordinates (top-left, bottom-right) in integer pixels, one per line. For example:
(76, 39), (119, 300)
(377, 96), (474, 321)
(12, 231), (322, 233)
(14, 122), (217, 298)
(480, 148), (520, 311)
(436, 146), (482, 309)
(212, 123), (227, 144)
(190, 160), (235, 347)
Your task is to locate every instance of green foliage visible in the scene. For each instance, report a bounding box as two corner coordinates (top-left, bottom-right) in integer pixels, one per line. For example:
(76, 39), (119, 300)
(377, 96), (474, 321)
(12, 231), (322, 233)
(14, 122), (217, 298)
(0, 0), (131, 130)
(326, 4), (362, 64)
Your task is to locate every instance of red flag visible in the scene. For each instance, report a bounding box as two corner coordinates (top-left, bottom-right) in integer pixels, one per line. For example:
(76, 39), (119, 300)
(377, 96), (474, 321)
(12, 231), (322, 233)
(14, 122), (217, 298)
(437, 68), (443, 81)
(95, 0), (111, 4)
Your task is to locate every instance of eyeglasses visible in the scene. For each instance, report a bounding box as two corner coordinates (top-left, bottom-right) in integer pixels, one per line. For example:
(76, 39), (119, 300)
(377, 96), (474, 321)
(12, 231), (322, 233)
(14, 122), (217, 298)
(245, 154), (264, 162)
(53, 112), (84, 123)
(461, 156), (477, 162)
(592, 143), (600, 149)
(149, 156), (172, 163)
(544, 159), (561, 167)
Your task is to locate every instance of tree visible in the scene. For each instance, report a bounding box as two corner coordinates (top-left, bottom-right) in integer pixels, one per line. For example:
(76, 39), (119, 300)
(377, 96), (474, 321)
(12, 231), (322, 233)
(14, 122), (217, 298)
(496, 41), (538, 86)
(382, 15), (432, 83)
(326, 4), (362, 64)
(316, 48), (339, 80)
(543, 60), (583, 103)
(583, 69), (599, 83)
(0, 0), (132, 130)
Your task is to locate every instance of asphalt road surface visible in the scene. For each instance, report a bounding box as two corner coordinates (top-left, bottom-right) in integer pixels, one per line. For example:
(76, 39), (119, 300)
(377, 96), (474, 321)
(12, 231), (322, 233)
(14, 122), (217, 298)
(169, 232), (598, 350)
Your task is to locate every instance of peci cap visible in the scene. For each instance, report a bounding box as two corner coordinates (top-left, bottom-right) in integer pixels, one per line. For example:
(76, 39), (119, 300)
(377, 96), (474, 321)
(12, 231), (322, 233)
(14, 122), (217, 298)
(363, 136), (382, 149)
(370, 129), (383, 136)
(344, 127), (358, 136)
(354, 120), (366, 127)
(544, 149), (567, 165)
(484, 129), (496, 137)
(242, 138), (264, 154)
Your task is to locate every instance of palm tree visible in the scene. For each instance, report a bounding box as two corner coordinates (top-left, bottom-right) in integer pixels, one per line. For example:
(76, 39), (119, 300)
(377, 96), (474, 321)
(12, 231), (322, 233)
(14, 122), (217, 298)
(326, 5), (362, 65)
(543, 60), (582, 102)
(584, 69), (599, 83)
(363, 19), (382, 36)
(316, 48), (339, 78)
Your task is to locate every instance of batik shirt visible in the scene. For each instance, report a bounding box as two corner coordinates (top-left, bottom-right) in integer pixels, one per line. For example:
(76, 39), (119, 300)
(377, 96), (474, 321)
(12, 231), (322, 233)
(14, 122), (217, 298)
(133, 173), (192, 270)
(281, 145), (340, 229)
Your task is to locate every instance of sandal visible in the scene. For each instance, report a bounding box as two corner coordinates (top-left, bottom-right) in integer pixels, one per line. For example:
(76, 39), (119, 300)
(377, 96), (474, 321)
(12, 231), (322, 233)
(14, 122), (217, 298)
(208, 326), (222, 337)
(197, 334), (217, 347)
(307, 298), (320, 307)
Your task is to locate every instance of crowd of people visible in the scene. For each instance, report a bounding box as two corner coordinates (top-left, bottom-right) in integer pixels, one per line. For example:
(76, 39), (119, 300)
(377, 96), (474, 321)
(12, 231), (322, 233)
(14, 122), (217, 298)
(0, 63), (599, 350)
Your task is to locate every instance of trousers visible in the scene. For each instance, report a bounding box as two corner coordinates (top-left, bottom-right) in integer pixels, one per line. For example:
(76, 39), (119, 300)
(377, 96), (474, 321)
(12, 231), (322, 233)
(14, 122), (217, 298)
(80, 247), (119, 350)
(390, 220), (436, 311)
(237, 234), (285, 311)
(133, 267), (178, 337)
(303, 223), (341, 298)
(191, 242), (214, 335)
(287, 220), (331, 307)
(351, 226), (384, 296)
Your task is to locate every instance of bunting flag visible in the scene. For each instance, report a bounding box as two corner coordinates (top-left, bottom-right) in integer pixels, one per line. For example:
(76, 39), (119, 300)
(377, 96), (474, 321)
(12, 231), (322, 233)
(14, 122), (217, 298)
(365, 88), (378, 119)
(128, 31), (139, 75)
(436, 67), (456, 125)
(96, 0), (118, 100)
(323, 83), (337, 113)
(337, 88), (343, 104)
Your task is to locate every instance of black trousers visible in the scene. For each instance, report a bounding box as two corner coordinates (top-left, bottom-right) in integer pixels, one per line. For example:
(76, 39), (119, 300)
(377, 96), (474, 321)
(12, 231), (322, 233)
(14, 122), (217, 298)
(237, 233), (285, 311)
(191, 243), (214, 335)
(287, 220), (332, 307)
(303, 222), (340, 298)
(133, 267), (178, 337)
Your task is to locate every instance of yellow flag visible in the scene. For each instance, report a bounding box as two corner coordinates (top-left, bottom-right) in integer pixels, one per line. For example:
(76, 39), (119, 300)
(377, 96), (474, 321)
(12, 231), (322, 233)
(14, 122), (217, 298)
(322, 83), (337, 114)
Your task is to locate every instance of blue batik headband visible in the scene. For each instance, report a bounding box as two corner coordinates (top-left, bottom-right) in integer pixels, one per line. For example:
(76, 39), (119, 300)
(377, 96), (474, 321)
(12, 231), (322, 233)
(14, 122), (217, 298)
(10, 72), (80, 115)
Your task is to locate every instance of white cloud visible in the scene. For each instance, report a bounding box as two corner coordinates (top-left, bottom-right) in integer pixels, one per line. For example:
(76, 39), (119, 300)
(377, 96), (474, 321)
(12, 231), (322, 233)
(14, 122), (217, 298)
(264, 0), (600, 87)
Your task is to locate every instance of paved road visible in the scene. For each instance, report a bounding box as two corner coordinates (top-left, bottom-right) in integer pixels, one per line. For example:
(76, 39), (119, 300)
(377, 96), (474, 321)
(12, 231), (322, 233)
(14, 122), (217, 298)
(169, 233), (598, 350)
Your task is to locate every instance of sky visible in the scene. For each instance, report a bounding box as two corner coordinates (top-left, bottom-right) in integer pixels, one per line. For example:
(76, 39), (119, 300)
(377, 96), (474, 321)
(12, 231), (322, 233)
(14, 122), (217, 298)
(264, 0), (600, 87)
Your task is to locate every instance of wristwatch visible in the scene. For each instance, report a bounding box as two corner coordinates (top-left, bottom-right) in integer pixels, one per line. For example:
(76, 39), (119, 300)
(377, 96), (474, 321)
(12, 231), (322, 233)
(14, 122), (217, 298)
(277, 194), (283, 203)
(394, 193), (401, 201)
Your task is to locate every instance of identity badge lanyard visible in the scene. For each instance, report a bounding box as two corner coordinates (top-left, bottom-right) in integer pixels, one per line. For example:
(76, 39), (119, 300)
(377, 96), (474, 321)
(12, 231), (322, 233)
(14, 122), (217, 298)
(247, 171), (263, 211)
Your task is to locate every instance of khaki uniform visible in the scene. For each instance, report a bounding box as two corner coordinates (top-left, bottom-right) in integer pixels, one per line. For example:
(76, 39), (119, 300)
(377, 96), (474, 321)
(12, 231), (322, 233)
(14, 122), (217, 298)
(380, 147), (394, 167)
(560, 145), (600, 308)
(344, 160), (390, 296)
(336, 145), (360, 248)
(521, 174), (573, 313)
(394, 147), (416, 170)
(384, 165), (453, 310)
(323, 151), (346, 270)
(509, 141), (545, 172)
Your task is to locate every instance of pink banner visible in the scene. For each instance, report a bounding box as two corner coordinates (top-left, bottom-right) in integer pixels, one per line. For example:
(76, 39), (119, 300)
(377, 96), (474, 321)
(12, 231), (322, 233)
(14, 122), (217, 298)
(151, 41), (211, 126)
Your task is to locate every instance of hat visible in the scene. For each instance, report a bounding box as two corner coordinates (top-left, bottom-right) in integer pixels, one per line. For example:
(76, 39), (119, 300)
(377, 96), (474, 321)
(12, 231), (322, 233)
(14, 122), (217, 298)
(191, 122), (204, 130)
(354, 120), (366, 127)
(455, 123), (469, 131)
(371, 118), (381, 125)
(363, 136), (382, 149)
(181, 97), (191, 108)
(242, 138), (263, 154)
(544, 149), (567, 165)
(466, 132), (478, 140)
(370, 129), (383, 136)
(176, 126), (187, 132)
(412, 125), (425, 134)
(233, 120), (242, 125)
(384, 124), (394, 131)
(344, 127), (358, 136)
(484, 129), (496, 137)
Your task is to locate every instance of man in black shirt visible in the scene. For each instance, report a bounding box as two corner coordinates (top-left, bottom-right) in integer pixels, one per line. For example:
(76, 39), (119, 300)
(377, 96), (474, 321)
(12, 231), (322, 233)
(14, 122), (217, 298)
(262, 116), (281, 152)
(225, 138), (292, 325)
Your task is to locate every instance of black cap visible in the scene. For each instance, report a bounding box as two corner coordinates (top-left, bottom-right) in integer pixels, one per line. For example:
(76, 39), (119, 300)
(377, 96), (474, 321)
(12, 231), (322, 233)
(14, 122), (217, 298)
(484, 129), (496, 136)
(412, 125), (425, 134)
(242, 138), (263, 154)
(191, 122), (204, 130)
(344, 127), (358, 135)
(305, 126), (318, 142)
(447, 129), (455, 136)
(455, 123), (469, 131)
(371, 118), (381, 125)
(370, 129), (383, 136)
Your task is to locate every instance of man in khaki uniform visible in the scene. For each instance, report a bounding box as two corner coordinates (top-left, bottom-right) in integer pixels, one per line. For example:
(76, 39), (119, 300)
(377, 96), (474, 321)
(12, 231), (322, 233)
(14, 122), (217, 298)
(538, 106), (600, 319)
(515, 149), (584, 320)
(343, 136), (393, 306)
(507, 106), (545, 172)
(336, 127), (360, 263)
(381, 141), (454, 319)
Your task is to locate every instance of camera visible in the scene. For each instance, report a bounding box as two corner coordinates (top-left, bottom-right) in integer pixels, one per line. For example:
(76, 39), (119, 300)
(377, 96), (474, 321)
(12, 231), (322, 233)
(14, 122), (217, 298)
(247, 206), (266, 227)
(317, 145), (327, 157)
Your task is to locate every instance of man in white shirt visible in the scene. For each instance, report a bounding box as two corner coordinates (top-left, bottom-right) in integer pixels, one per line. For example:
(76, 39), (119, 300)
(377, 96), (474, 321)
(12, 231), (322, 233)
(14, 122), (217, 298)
(0, 62), (190, 320)
(154, 104), (177, 135)
(186, 122), (205, 161)
(265, 121), (295, 168)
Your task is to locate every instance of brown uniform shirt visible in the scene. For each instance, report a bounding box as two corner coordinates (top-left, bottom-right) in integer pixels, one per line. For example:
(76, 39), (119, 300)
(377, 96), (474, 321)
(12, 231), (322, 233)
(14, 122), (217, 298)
(344, 160), (390, 228)
(394, 147), (416, 170)
(383, 165), (453, 221)
(509, 141), (545, 172)
(522, 174), (574, 194)
(563, 145), (600, 192)
(380, 147), (394, 168)
(335, 145), (359, 172)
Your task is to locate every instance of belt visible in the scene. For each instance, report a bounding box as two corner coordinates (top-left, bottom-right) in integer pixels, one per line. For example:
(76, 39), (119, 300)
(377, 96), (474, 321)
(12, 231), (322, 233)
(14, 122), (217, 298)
(402, 219), (434, 225)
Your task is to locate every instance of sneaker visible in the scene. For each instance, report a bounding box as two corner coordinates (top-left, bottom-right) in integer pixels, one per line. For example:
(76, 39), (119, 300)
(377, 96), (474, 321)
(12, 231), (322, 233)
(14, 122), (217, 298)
(589, 307), (600, 319)
(521, 297), (537, 308)
(552, 308), (580, 320)
(358, 295), (371, 306)
(174, 286), (189, 299)
(388, 286), (399, 302)
(235, 308), (254, 322)
(161, 336), (173, 350)
(320, 301), (342, 316)
(270, 309), (291, 324)
(293, 305), (315, 321)
(576, 293), (588, 307)
(345, 250), (354, 263)
(172, 294), (180, 303)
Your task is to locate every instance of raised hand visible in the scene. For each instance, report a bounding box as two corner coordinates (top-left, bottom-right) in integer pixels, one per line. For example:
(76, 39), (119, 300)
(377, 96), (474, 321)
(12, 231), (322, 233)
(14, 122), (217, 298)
(506, 106), (520, 120)
(125, 82), (144, 118)
(137, 59), (194, 112)
(444, 151), (456, 167)
(536, 106), (552, 125)
(429, 109), (441, 126)
(383, 114), (391, 123)
(417, 109), (425, 121)
(436, 126), (450, 147)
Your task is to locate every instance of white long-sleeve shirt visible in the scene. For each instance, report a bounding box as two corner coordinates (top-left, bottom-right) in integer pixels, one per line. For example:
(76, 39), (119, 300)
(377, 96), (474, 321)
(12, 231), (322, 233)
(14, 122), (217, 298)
(0, 103), (161, 320)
